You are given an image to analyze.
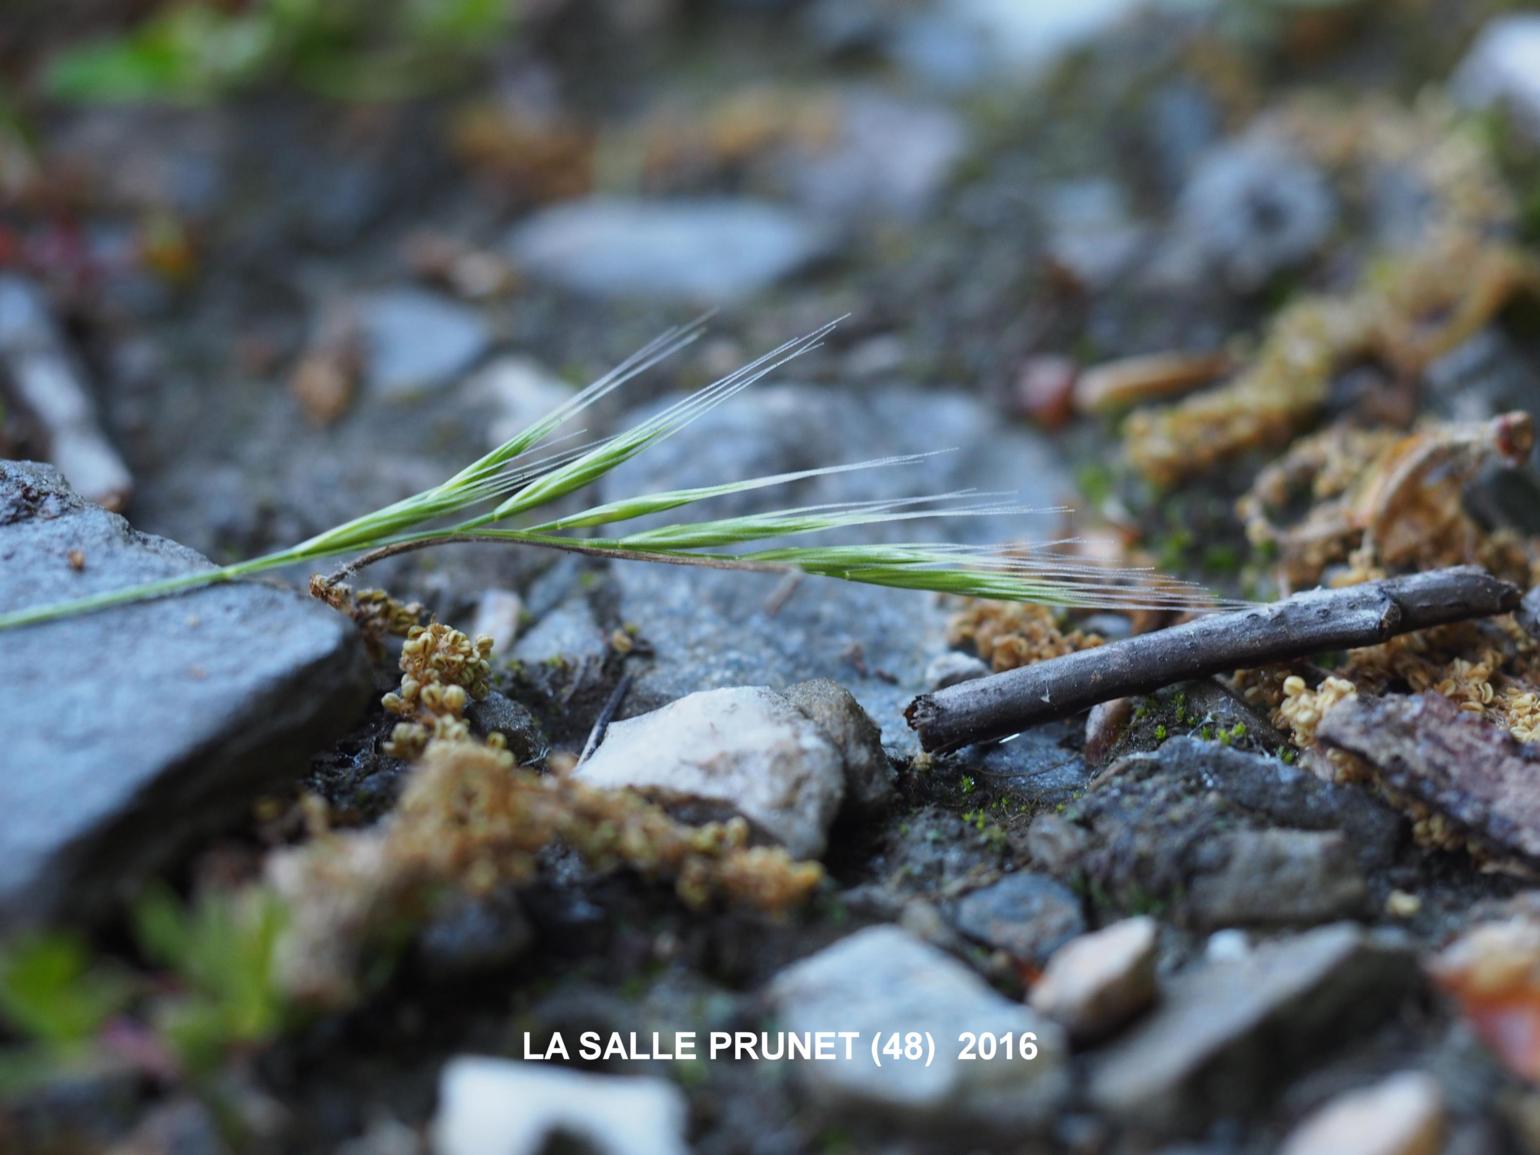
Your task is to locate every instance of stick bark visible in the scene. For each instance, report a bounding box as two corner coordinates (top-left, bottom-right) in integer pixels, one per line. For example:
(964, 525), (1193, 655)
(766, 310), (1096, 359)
(905, 566), (1520, 752)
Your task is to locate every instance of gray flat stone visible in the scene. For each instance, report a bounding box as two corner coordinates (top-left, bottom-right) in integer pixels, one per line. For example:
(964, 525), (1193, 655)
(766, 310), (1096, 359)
(1185, 829), (1367, 929)
(575, 685), (846, 858)
(768, 924), (1067, 1126)
(506, 197), (832, 303)
(1089, 923), (1418, 1133)
(951, 871), (1086, 965)
(1453, 15), (1540, 144)
(357, 286), (490, 398)
(0, 461), (371, 928)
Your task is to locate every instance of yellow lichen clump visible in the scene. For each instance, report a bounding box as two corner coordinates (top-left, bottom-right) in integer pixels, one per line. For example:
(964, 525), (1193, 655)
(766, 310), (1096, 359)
(267, 601), (825, 1006)
(381, 622), (497, 759)
(949, 601), (1103, 671)
(1124, 93), (1539, 487)
(1277, 673), (1357, 747)
(1126, 238), (1540, 486)
(1240, 413), (1538, 591)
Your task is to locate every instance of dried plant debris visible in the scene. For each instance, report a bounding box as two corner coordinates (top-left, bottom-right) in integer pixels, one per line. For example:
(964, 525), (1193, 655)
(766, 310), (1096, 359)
(1125, 237), (1540, 486)
(1072, 350), (1232, 415)
(948, 601), (1103, 672)
(1239, 412), (1537, 591)
(1317, 691), (1540, 871)
(267, 615), (823, 1006)
(272, 741), (822, 1005)
(910, 567), (1518, 751)
(308, 578), (428, 655)
(1125, 93), (1538, 487)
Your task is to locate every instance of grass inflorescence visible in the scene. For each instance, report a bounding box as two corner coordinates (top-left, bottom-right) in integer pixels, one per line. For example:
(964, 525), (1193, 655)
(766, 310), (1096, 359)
(0, 319), (1228, 632)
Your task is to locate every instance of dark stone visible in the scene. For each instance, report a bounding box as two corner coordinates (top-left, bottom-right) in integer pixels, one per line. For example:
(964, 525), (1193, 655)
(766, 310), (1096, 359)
(466, 691), (548, 766)
(1050, 738), (1401, 924)
(782, 678), (895, 814)
(964, 719), (1091, 808)
(1184, 829), (1367, 928)
(418, 888), (533, 979)
(1089, 923), (1418, 1133)
(950, 871), (1086, 964)
(1109, 736), (1403, 871)
(0, 461), (371, 929)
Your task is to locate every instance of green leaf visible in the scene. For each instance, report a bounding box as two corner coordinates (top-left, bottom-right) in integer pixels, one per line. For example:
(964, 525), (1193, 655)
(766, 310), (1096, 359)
(0, 933), (131, 1048)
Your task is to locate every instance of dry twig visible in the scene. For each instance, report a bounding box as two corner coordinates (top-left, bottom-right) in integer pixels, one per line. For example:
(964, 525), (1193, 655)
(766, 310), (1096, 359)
(905, 567), (1520, 751)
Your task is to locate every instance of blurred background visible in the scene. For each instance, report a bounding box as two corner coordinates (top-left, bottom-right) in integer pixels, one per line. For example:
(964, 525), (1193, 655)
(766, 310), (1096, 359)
(8, 2), (1540, 1153)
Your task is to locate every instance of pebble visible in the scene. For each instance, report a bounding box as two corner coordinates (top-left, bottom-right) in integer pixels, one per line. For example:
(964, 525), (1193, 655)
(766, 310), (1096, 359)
(1428, 915), (1540, 1082)
(462, 356), (576, 451)
(0, 461), (370, 926)
(1185, 828), (1367, 928)
(767, 925), (1067, 1125)
(1279, 1072), (1445, 1155)
(924, 650), (991, 691)
(431, 1056), (688, 1155)
(357, 286), (490, 399)
(574, 686), (846, 858)
(465, 691), (547, 767)
(506, 197), (832, 303)
(1089, 923), (1417, 1132)
(1029, 917), (1158, 1040)
(951, 872), (1086, 965)
(1172, 134), (1335, 292)
(780, 678), (894, 814)
(789, 89), (967, 221)
(469, 588), (525, 658)
(1453, 16), (1540, 144)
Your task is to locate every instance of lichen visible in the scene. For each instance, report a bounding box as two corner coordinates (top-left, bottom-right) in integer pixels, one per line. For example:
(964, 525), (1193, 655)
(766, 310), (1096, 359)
(380, 622), (497, 759)
(1239, 413), (1536, 591)
(266, 601), (825, 1006)
(949, 601), (1103, 671)
(1125, 237), (1540, 486)
(1124, 93), (1540, 487)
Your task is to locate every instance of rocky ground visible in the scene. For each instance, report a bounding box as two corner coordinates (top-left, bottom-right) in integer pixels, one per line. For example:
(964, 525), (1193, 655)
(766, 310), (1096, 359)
(10, 1), (1540, 1152)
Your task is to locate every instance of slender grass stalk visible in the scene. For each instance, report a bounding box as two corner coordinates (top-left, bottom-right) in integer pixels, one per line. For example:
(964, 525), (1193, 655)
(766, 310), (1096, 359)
(0, 320), (1236, 632)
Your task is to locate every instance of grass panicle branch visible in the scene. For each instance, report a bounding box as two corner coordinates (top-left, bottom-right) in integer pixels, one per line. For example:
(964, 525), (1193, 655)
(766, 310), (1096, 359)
(0, 320), (1231, 632)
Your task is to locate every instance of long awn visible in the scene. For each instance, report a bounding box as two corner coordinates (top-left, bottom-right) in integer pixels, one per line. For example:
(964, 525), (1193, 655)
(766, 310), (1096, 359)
(0, 319), (1233, 632)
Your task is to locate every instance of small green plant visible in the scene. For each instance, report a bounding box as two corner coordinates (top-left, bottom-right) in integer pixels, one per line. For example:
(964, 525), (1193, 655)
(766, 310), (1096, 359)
(0, 320), (1219, 633)
(0, 933), (133, 1095)
(44, 0), (519, 104)
(132, 885), (290, 1074)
